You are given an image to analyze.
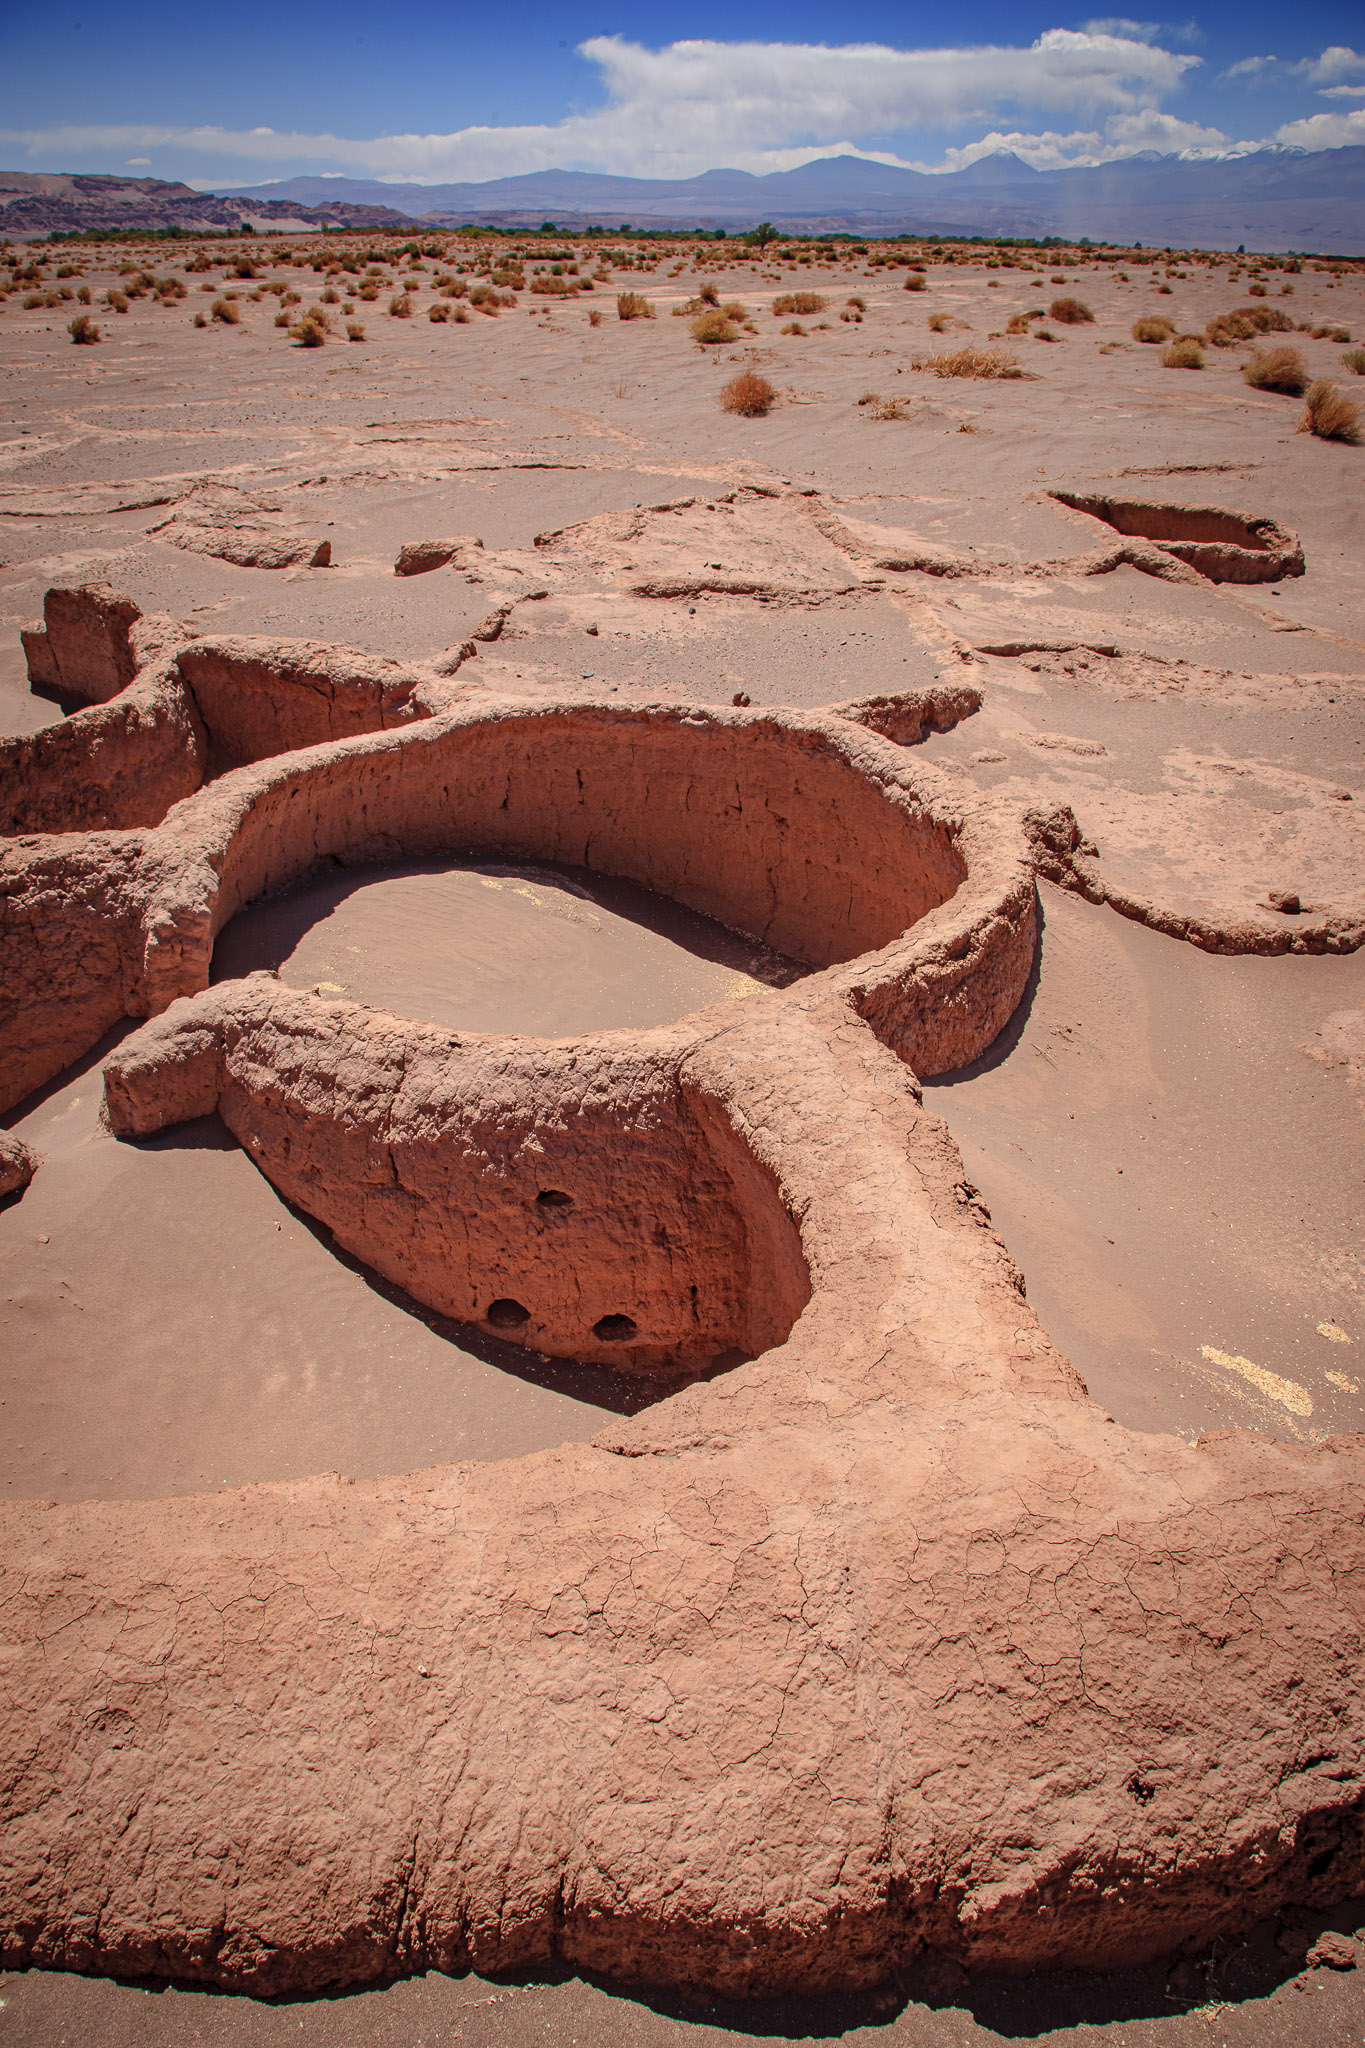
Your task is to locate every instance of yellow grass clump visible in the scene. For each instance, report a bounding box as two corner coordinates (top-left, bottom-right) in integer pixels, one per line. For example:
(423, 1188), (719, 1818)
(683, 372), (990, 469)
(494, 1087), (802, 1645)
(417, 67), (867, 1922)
(1298, 379), (1362, 443)
(616, 291), (654, 320)
(691, 310), (738, 344)
(913, 345), (1022, 379)
(719, 371), (777, 416)
(772, 291), (826, 314)
(1132, 315), (1174, 343)
(67, 313), (99, 344)
(1049, 296), (1093, 324)
(1242, 346), (1307, 395)
(1161, 334), (1204, 368)
(210, 297), (240, 325)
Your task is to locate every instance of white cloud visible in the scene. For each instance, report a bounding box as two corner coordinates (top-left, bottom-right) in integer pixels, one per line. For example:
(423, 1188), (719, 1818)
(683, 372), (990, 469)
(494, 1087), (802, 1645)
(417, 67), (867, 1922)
(1291, 45), (1365, 86)
(125, 156), (151, 166)
(0, 29), (1203, 182)
(1275, 106), (1365, 148)
(930, 107), (1235, 171)
(1319, 84), (1365, 99)
(1220, 55), (1277, 82)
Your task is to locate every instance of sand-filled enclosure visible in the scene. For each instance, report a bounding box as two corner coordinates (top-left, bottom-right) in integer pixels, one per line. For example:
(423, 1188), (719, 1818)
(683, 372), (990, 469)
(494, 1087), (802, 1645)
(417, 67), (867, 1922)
(1, 228), (1364, 2044)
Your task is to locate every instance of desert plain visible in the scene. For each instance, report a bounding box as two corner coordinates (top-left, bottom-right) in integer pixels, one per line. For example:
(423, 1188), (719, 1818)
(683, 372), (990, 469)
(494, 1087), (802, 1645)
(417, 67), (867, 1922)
(0, 228), (1363, 2046)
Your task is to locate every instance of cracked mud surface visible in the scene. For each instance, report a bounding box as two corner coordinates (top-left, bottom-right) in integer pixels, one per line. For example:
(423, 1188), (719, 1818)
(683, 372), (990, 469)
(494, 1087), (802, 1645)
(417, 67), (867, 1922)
(1, 241), (1363, 2046)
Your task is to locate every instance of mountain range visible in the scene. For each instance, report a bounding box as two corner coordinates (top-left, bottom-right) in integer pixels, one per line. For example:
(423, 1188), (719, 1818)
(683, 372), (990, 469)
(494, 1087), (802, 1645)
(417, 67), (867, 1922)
(1, 148), (1360, 252)
(222, 148), (1365, 253)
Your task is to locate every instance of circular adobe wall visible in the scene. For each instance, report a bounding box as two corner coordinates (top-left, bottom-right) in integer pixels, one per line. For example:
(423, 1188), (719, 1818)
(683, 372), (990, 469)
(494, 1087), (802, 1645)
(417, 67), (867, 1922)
(135, 697), (1037, 1077)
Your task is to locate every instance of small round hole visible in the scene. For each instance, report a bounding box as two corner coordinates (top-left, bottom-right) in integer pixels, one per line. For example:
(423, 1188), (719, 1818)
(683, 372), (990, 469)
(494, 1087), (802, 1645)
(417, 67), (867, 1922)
(487, 1298), (531, 1329)
(535, 1189), (573, 1208)
(593, 1313), (637, 1342)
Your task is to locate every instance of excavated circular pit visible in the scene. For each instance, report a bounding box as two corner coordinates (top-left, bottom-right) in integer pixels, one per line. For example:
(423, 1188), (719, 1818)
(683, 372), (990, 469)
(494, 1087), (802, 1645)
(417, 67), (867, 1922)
(211, 858), (806, 1039)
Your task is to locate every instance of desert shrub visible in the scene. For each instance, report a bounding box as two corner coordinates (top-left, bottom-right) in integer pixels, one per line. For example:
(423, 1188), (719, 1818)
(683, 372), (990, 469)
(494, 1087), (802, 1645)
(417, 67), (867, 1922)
(1242, 346), (1307, 395)
(76, 286), (91, 305)
(588, 308), (603, 327)
(274, 311), (291, 328)
(193, 312), (207, 328)
(719, 371), (777, 416)
(846, 295), (866, 311)
(1034, 328), (1058, 342)
(1162, 335), (1204, 368)
(388, 293), (413, 317)
(691, 310), (737, 343)
(21, 292), (41, 308)
(772, 291), (826, 314)
(780, 320), (805, 335)
(281, 289), (301, 306)
(290, 317), (326, 347)
(1298, 380), (1362, 443)
(913, 346), (1021, 379)
(358, 282), (380, 301)
(347, 321), (365, 341)
(1342, 346), (1365, 375)
(429, 302), (449, 321)
(1132, 315), (1174, 342)
(232, 259), (257, 279)
(617, 291), (653, 320)
(1049, 296), (1093, 324)
(1328, 326), (1352, 344)
(1207, 304), (1292, 345)
(928, 312), (949, 332)
(321, 286), (340, 304)
(67, 313), (100, 344)
(211, 297), (240, 324)
(903, 273), (926, 291)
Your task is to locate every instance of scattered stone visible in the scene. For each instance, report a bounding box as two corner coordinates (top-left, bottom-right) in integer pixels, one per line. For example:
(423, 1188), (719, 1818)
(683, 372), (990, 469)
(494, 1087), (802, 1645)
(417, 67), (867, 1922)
(732, 690), (751, 706)
(0, 1133), (38, 1199)
(394, 537), (484, 576)
(1307, 1931), (1357, 1971)
(1268, 889), (1301, 913)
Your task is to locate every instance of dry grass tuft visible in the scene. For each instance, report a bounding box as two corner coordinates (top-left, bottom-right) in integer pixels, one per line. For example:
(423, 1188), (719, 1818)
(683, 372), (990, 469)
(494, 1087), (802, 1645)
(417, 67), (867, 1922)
(1206, 303), (1294, 346)
(347, 321), (365, 342)
(719, 371), (777, 416)
(1298, 379), (1362, 443)
(1161, 334), (1204, 369)
(1049, 296), (1093, 324)
(616, 291), (654, 320)
(928, 312), (949, 332)
(210, 297), (240, 325)
(903, 272), (927, 290)
(691, 309), (738, 344)
(772, 291), (826, 314)
(1341, 346), (1365, 375)
(913, 346), (1022, 380)
(780, 320), (805, 335)
(1242, 346), (1307, 395)
(588, 308), (603, 327)
(67, 313), (100, 345)
(1132, 315), (1174, 343)
(290, 317), (327, 347)
(388, 293), (413, 318)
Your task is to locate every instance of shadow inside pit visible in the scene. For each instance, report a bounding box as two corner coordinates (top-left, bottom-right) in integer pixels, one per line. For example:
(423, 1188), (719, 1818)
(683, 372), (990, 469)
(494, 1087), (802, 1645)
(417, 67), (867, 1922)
(920, 889), (1045, 1088)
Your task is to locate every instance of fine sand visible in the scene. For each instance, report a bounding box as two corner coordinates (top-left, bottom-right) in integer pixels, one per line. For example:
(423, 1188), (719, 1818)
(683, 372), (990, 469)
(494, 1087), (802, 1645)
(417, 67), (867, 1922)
(1, 233), (1362, 2046)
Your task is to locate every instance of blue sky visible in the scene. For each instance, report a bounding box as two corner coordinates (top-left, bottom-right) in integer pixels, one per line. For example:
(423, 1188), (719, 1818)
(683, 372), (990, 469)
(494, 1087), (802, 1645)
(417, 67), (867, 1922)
(2, 1), (1362, 183)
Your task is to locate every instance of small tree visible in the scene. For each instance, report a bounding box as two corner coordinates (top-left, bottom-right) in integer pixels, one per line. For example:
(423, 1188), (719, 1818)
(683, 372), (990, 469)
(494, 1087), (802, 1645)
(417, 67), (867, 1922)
(744, 222), (779, 248)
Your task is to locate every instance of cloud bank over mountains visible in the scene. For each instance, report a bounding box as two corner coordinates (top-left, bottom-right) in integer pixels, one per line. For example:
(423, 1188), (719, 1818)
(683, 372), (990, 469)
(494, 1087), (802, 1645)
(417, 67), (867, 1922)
(1, 29), (1362, 185)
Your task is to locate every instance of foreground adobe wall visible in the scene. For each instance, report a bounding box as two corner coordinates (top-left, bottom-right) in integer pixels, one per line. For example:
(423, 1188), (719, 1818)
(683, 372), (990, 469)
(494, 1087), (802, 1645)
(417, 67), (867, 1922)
(3, 995), (1363, 1997)
(106, 978), (811, 1373)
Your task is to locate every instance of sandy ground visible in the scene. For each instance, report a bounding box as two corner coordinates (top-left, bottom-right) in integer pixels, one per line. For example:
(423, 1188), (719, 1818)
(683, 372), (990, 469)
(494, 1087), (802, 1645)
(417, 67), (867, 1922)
(1, 236), (1363, 2044)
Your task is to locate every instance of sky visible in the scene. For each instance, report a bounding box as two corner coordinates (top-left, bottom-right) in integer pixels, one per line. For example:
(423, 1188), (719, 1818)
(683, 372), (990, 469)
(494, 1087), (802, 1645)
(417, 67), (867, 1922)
(1, 0), (1362, 186)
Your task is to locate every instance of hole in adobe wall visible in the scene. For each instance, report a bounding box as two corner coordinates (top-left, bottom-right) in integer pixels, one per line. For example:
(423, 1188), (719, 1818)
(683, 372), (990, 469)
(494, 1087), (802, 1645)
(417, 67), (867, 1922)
(593, 1314), (638, 1342)
(487, 1298), (531, 1329)
(536, 1189), (573, 1208)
